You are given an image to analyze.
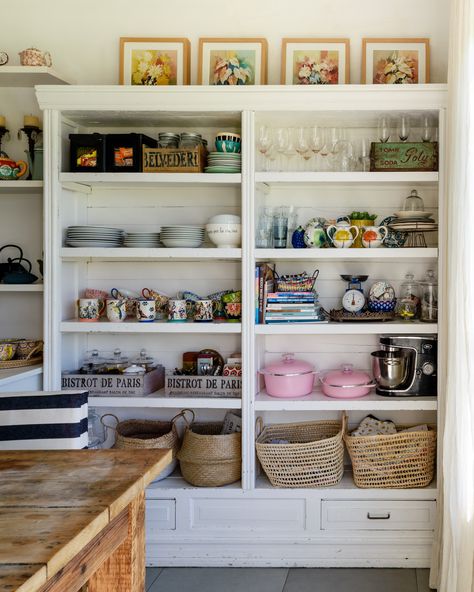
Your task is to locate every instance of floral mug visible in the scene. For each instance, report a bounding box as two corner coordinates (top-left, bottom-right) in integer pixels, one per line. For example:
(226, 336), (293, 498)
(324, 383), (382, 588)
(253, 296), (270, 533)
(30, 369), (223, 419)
(106, 299), (127, 323)
(194, 299), (213, 322)
(136, 299), (156, 322)
(168, 299), (187, 322)
(78, 298), (105, 322)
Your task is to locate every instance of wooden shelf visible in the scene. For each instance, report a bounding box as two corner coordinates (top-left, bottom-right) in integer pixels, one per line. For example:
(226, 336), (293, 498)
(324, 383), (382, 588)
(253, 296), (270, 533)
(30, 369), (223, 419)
(255, 171), (439, 186)
(0, 66), (70, 87)
(61, 247), (241, 261)
(61, 319), (242, 334)
(255, 248), (438, 262)
(0, 364), (43, 387)
(255, 390), (437, 411)
(255, 322), (437, 335)
(0, 284), (43, 292)
(60, 172), (241, 192)
(0, 181), (43, 195)
(89, 390), (241, 409)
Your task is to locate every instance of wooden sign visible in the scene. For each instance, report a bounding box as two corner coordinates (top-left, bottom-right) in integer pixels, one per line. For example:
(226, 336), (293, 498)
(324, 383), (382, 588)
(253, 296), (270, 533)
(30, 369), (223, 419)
(370, 142), (438, 172)
(62, 367), (164, 396)
(143, 145), (207, 173)
(165, 375), (242, 398)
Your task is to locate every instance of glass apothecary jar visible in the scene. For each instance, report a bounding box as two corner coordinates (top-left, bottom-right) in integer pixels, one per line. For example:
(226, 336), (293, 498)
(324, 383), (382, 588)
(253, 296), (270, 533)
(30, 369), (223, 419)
(420, 269), (438, 322)
(396, 273), (420, 320)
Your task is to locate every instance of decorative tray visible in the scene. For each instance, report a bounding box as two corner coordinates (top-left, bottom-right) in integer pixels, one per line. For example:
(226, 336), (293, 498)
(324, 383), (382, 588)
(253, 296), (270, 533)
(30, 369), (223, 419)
(0, 356), (43, 370)
(330, 309), (395, 322)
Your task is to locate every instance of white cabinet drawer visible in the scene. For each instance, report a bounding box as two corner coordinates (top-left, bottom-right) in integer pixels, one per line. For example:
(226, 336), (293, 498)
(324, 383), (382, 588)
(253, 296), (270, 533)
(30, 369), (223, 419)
(147, 499), (176, 532)
(321, 500), (436, 531)
(191, 498), (307, 531)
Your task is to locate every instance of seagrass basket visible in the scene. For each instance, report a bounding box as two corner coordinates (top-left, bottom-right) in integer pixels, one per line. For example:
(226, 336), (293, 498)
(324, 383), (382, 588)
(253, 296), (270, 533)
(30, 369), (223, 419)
(255, 415), (345, 488)
(101, 410), (193, 481)
(177, 421), (241, 487)
(344, 417), (436, 489)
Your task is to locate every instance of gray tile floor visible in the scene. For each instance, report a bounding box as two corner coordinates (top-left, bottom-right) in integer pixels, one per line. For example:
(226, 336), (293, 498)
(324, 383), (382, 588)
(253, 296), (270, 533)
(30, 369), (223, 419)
(146, 567), (434, 591)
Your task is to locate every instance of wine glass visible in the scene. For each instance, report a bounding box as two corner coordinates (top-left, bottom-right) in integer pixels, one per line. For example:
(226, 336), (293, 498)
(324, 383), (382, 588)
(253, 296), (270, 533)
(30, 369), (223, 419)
(358, 138), (371, 172)
(295, 127), (310, 170)
(256, 126), (273, 171)
(397, 115), (410, 142)
(377, 116), (391, 142)
(309, 126), (323, 154)
(275, 127), (290, 171)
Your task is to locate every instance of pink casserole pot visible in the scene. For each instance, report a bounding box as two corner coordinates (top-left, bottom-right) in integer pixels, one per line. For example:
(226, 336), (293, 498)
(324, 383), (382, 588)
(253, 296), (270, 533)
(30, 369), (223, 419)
(319, 364), (375, 399)
(259, 353), (318, 398)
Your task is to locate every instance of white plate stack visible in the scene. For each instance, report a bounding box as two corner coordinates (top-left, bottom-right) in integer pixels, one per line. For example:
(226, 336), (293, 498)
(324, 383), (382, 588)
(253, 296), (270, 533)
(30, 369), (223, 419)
(124, 232), (161, 248)
(160, 225), (205, 248)
(65, 226), (124, 248)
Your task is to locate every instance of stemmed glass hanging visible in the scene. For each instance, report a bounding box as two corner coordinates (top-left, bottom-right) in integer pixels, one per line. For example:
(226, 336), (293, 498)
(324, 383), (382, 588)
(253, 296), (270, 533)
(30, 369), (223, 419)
(397, 115), (410, 142)
(377, 116), (391, 143)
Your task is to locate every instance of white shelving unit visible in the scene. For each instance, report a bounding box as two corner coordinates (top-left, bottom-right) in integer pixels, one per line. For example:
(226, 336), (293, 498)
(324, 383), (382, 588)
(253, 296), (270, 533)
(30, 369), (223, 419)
(37, 84), (446, 569)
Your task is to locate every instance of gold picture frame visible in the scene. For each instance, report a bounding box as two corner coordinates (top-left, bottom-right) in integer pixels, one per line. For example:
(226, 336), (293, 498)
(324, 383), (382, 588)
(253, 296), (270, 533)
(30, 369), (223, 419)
(362, 38), (430, 84)
(198, 37), (268, 85)
(119, 37), (190, 85)
(281, 38), (350, 85)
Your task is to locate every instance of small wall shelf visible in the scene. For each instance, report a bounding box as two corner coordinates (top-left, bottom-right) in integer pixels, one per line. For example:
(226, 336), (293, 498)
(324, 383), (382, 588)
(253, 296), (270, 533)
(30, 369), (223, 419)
(0, 284), (43, 292)
(0, 66), (70, 87)
(0, 181), (43, 195)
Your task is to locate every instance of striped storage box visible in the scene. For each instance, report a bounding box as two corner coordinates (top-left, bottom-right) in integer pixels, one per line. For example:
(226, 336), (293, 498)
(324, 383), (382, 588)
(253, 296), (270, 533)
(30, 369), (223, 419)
(0, 391), (88, 450)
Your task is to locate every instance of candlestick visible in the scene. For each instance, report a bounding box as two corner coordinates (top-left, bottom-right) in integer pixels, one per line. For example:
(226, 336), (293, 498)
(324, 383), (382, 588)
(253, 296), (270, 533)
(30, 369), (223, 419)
(18, 125), (42, 180)
(0, 116), (6, 128)
(24, 114), (40, 128)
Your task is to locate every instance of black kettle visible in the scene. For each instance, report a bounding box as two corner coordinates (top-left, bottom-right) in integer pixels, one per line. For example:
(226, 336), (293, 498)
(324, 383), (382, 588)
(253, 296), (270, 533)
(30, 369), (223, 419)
(0, 244), (38, 284)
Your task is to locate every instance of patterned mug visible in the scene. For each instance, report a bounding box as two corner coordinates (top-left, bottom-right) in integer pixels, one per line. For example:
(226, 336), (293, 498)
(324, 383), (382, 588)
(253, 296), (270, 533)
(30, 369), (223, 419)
(106, 299), (127, 323)
(194, 299), (213, 322)
(78, 298), (105, 322)
(168, 299), (187, 322)
(136, 299), (156, 322)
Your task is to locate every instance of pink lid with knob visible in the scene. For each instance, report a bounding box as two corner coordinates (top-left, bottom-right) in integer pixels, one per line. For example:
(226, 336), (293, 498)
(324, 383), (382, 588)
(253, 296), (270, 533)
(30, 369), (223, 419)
(260, 353), (315, 376)
(321, 364), (372, 387)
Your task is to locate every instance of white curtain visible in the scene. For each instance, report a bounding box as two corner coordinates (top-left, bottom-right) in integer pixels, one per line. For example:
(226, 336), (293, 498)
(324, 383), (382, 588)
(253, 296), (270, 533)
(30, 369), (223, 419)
(431, 0), (474, 588)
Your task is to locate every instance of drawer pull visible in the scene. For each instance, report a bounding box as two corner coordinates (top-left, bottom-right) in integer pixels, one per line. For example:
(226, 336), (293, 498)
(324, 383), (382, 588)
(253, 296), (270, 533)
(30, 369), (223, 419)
(367, 512), (391, 520)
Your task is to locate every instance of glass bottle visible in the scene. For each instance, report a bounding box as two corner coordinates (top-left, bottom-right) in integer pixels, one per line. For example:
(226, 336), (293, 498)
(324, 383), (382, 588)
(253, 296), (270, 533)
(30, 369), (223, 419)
(397, 273), (420, 320)
(420, 269), (438, 322)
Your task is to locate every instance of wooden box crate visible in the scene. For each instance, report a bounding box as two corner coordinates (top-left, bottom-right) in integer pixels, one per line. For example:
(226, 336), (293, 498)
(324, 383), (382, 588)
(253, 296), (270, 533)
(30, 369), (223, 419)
(370, 142), (438, 172)
(165, 375), (242, 398)
(61, 366), (165, 397)
(143, 145), (207, 173)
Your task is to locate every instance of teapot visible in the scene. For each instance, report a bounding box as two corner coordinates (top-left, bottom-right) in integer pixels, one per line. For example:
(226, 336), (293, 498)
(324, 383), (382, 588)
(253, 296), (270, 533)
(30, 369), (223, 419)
(19, 48), (52, 67)
(361, 225), (389, 249)
(326, 218), (359, 248)
(304, 217), (327, 249)
(0, 151), (28, 180)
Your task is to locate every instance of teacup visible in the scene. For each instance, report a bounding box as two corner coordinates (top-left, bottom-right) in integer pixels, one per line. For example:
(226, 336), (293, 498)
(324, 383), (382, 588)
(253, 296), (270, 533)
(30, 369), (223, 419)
(136, 299), (156, 322)
(168, 299), (187, 322)
(78, 298), (105, 322)
(106, 299), (127, 322)
(0, 342), (17, 361)
(142, 288), (170, 319)
(194, 299), (213, 322)
(111, 288), (139, 316)
(84, 289), (108, 316)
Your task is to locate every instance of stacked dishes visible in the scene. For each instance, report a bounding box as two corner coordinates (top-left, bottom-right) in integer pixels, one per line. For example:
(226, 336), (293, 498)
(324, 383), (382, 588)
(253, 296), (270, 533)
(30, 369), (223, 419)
(124, 232), (161, 248)
(160, 225), (205, 248)
(205, 152), (241, 173)
(65, 226), (124, 248)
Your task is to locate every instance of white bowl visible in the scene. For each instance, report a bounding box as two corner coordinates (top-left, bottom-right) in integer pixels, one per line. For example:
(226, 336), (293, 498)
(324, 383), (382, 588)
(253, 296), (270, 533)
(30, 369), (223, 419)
(206, 223), (241, 248)
(207, 214), (241, 225)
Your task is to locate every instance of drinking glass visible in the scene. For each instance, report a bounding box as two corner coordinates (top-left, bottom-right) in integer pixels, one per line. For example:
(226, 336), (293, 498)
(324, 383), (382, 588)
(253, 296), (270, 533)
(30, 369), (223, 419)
(309, 126), (323, 154)
(377, 116), (391, 142)
(397, 115), (410, 142)
(256, 125), (273, 170)
(358, 138), (371, 172)
(275, 127), (295, 171)
(273, 207), (289, 248)
(256, 207), (273, 248)
(295, 127), (310, 170)
(421, 115), (433, 142)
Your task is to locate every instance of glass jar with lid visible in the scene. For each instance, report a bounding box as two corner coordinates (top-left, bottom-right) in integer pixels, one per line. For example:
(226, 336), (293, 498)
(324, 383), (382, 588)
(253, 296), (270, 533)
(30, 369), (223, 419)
(80, 349), (105, 374)
(102, 348), (129, 374)
(420, 269), (438, 322)
(396, 273), (420, 320)
(131, 348), (158, 372)
(402, 189), (425, 213)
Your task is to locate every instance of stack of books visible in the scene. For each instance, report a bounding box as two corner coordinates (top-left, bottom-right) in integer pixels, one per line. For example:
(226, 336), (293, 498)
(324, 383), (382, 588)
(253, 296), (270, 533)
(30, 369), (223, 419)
(265, 292), (327, 324)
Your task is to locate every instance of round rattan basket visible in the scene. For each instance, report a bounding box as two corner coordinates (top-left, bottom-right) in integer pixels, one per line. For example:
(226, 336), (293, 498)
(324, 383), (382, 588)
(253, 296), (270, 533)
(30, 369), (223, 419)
(177, 422), (241, 487)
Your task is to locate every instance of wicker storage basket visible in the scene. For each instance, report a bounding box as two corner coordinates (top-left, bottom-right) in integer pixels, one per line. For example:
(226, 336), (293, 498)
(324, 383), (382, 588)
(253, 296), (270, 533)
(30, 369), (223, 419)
(274, 269), (319, 292)
(101, 410), (193, 481)
(177, 422), (241, 487)
(255, 416), (345, 488)
(344, 418), (436, 489)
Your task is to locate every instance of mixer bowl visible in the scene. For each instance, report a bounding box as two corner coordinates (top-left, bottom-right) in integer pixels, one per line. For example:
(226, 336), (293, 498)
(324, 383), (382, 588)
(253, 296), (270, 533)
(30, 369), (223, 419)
(371, 349), (413, 389)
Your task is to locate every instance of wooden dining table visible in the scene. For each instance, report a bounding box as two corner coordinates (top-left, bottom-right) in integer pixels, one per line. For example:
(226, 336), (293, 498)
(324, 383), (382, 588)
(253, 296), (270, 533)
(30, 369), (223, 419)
(0, 449), (171, 592)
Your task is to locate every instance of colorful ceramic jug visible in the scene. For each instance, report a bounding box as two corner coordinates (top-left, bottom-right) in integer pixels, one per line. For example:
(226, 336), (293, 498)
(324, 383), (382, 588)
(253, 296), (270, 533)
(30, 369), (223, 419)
(0, 151), (28, 180)
(304, 218), (327, 248)
(361, 225), (389, 249)
(326, 219), (359, 248)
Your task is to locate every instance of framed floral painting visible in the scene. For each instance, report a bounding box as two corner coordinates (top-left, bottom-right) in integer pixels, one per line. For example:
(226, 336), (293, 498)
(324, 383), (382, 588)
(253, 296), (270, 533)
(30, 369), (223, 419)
(120, 38), (190, 85)
(198, 38), (268, 85)
(362, 38), (430, 84)
(281, 38), (350, 85)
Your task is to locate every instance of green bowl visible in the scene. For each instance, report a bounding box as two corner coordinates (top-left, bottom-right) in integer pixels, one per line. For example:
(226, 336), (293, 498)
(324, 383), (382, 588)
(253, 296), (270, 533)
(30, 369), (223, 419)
(215, 139), (241, 153)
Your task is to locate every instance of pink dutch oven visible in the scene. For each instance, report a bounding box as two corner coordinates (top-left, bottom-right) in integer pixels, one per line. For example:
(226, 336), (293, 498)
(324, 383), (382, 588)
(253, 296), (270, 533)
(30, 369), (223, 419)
(259, 353), (318, 398)
(319, 364), (375, 399)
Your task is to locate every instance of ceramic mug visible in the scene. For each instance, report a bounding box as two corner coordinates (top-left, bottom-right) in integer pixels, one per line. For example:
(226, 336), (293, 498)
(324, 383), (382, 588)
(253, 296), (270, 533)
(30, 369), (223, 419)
(78, 298), (105, 322)
(168, 299), (187, 322)
(106, 299), (127, 323)
(84, 289), (108, 316)
(194, 299), (213, 322)
(136, 299), (156, 322)
(111, 288), (139, 317)
(142, 288), (170, 319)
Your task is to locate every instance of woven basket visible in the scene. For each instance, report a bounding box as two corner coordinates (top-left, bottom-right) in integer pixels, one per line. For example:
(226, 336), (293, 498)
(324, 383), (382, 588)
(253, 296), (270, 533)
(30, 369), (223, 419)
(177, 422), (241, 487)
(274, 269), (319, 293)
(101, 410), (194, 481)
(255, 415), (345, 488)
(344, 418), (436, 489)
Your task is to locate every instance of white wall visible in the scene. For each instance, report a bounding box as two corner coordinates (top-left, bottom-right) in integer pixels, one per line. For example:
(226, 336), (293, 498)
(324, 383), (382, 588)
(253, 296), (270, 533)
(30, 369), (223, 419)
(2, 0), (449, 85)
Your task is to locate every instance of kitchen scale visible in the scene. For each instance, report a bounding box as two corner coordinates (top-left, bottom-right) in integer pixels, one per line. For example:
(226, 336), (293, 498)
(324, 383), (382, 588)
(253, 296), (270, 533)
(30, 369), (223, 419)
(330, 275), (395, 322)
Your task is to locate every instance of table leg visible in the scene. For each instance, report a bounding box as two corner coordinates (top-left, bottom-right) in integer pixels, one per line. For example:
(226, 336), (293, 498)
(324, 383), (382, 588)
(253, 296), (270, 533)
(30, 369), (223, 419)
(88, 492), (145, 592)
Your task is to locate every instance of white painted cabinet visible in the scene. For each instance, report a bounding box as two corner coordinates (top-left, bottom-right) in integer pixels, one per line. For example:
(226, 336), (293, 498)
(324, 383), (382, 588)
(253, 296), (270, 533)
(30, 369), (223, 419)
(36, 84), (446, 567)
